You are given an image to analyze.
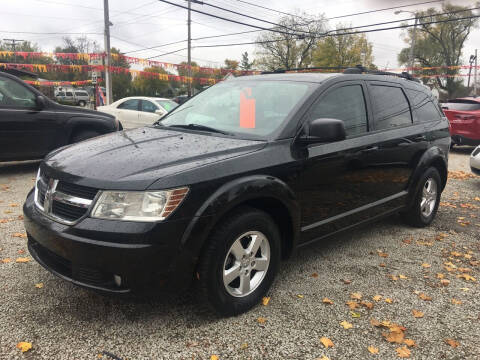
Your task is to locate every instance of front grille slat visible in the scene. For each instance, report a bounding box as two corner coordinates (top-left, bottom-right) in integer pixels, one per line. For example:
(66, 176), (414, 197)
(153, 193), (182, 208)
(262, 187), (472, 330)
(52, 202), (88, 222)
(56, 181), (97, 200)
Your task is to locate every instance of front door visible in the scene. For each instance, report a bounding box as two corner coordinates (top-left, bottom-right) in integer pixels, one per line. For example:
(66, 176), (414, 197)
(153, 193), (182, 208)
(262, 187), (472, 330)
(0, 75), (59, 161)
(140, 99), (163, 126)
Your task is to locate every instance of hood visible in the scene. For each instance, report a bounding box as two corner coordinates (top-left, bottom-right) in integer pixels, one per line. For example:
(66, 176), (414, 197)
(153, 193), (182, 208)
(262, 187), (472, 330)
(53, 102), (114, 120)
(43, 127), (265, 190)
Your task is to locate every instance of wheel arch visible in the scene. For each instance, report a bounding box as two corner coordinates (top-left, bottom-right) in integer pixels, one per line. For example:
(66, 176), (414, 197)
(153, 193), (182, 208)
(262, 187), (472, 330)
(66, 117), (114, 143)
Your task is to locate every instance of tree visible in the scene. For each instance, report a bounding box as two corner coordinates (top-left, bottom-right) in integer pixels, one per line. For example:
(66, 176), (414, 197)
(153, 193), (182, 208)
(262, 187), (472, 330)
(240, 52), (253, 70)
(223, 59), (239, 70)
(132, 66), (170, 97)
(254, 13), (327, 71)
(312, 26), (374, 69)
(110, 47), (132, 100)
(0, 41), (52, 64)
(398, 3), (479, 97)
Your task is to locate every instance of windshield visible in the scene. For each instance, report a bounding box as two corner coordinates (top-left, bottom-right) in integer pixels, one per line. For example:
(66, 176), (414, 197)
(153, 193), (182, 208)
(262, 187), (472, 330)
(156, 99), (178, 112)
(160, 80), (312, 138)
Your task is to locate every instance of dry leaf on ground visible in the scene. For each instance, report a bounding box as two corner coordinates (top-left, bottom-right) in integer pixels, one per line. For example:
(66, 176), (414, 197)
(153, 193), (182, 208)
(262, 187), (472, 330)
(445, 339), (459, 348)
(210, 355), (219, 360)
(368, 346), (379, 354)
(404, 339), (416, 347)
(412, 309), (424, 318)
(385, 298), (393, 304)
(351, 292), (362, 300)
(340, 321), (353, 329)
(320, 337), (334, 348)
(323, 298), (334, 305)
(418, 293), (432, 301)
(257, 317), (267, 324)
(1, 258), (12, 263)
(396, 346), (411, 358)
(311, 272), (319, 278)
(451, 298), (462, 305)
(16, 257), (30, 263)
(262, 297), (270, 306)
(421, 263), (431, 268)
(12, 232), (27, 238)
(373, 295), (382, 302)
(35, 283), (44, 289)
(16, 342), (32, 353)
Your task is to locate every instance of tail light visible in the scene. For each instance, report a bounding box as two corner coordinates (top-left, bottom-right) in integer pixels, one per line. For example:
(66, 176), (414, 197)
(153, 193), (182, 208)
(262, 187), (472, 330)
(454, 114), (477, 121)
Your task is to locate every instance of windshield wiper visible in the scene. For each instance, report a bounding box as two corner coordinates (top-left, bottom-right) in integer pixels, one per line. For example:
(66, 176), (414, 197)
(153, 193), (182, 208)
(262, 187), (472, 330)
(166, 124), (233, 136)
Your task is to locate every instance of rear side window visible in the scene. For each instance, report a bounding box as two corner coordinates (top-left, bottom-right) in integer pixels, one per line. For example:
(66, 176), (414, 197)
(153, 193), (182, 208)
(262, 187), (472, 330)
(309, 84), (368, 136)
(75, 91), (88, 96)
(370, 85), (412, 130)
(406, 89), (442, 122)
(65, 92), (73, 96)
(118, 99), (139, 110)
(441, 101), (480, 111)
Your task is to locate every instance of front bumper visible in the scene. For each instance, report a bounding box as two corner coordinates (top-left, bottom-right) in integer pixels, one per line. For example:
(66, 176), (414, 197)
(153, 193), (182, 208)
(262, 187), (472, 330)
(24, 190), (195, 293)
(471, 147), (480, 175)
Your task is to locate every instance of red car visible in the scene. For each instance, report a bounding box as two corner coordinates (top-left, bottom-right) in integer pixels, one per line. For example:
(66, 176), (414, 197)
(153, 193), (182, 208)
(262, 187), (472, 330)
(442, 98), (480, 146)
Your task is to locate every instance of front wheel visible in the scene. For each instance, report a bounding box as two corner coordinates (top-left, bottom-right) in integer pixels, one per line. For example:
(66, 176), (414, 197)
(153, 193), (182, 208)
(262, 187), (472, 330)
(196, 207), (281, 316)
(402, 167), (441, 227)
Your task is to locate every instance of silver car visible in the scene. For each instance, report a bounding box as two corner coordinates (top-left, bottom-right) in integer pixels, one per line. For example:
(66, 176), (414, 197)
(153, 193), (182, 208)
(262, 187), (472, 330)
(471, 145), (480, 175)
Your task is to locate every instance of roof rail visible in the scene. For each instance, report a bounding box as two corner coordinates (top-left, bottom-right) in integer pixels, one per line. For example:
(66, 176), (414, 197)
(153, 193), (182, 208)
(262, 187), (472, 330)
(343, 64), (421, 83)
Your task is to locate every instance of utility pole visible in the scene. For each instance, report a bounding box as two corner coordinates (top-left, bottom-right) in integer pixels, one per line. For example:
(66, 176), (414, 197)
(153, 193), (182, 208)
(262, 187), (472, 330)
(467, 54), (476, 90)
(103, 0), (113, 105)
(187, 0), (192, 97)
(475, 49), (478, 97)
(3, 38), (24, 63)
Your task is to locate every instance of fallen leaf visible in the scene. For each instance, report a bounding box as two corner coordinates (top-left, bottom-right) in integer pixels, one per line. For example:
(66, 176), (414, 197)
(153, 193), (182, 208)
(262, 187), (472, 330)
(210, 355), (219, 360)
(370, 318), (382, 327)
(15, 257), (30, 263)
(240, 343), (248, 349)
(257, 317), (267, 324)
(421, 263), (431, 268)
(351, 292), (362, 300)
(361, 301), (374, 310)
(340, 320), (353, 329)
(418, 293), (432, 301)
(262, 297), (270, 306)
(368, 346), (379, 354)
(35, 283), (44, 289)
(322, 298), (334, 305)
(402, 238), (412, 244)
(311, 272), (319, 278)
(378, 251), (389, 258)
(436, 273), (445, 279)
(373, 295), (382, 302)
(404, 339), (416, 347)
(1, 258), (12, 263)
(9, 203), (18, 207)
(351, 311), (361, 318)
(16, 342), (32, 353)
(342, 279), (352, 284)
(457, 274), (476, 282)
(320, 337), (334, 348)
(317, 356), (330, 360)
(440, 279), (450, 286)
(395, 346), (411, 358)
(445, 339), (459, 348)
(4, 210), (12, 214)
(346, 300), (358, 309)
(389, 274), (399, 281)
(451, 298), (462, 305)
(384, 329), (405, 343)
(412, 309), (424, 318)
(379, 263), (386, 267)
(385, 298), (393, 304)
(399, 274), (408, 279)
(297, 294), (304, 298)
(12, 232), (27, 238)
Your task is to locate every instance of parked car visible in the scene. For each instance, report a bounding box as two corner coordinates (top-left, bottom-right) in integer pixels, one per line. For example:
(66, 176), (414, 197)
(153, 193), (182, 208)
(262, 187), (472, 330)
(173, 95), (189, 105)
(97, 96), (178, 129)
(24, 71), (450, 316)
(441, 98), (480, 146)
(0, 71), (120, 162)
(471, 145), (480, 175)
(55, 89), (90, 107)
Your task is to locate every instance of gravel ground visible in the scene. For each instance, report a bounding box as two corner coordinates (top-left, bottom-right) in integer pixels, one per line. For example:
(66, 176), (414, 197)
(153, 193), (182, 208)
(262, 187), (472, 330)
(0, 149), (479, 360)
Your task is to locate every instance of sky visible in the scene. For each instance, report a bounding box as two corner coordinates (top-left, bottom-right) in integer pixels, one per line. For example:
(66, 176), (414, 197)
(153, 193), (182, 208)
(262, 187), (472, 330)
(0, 0), (478, 71)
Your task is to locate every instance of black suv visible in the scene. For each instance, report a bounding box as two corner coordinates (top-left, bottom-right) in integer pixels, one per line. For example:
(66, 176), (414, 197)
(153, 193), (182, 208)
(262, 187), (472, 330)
(0, 71), (120, 162)
(23, 71), (450, 315)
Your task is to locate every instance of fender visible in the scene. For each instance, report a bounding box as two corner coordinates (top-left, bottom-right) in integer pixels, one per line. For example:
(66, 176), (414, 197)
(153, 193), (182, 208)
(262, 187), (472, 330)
(406, 146), (448, 207)
(64, 116), (117, 144)
(180, 175), (301, 261)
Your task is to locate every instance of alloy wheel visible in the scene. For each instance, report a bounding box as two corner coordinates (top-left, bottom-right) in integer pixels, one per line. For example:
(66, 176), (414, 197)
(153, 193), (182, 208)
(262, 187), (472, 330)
(420, 177), (437, 217)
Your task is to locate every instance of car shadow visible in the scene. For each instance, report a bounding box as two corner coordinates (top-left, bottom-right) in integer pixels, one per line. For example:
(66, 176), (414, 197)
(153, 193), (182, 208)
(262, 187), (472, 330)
(450, 145), (475, 154)
(0, 160), (40, 176)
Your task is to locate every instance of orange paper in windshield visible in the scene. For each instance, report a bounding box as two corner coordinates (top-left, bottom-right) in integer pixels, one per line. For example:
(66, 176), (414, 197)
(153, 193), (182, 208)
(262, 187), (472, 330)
(240, 88), (256, 128)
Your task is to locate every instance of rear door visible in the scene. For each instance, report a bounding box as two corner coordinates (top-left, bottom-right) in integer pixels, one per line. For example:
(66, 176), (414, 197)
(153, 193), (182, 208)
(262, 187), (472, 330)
(0, 75), (59, 161)
(115, 99), (141, 128)
(363, 81), (429, 205)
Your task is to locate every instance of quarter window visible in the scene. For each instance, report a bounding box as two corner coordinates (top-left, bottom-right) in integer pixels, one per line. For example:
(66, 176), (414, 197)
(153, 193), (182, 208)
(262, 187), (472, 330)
(309, 84), (368, 136)
(118, 99), (139, 110)
(370, 85), (412, 130)
(0, 76), (36, 108)
(406, 89), (442, 123)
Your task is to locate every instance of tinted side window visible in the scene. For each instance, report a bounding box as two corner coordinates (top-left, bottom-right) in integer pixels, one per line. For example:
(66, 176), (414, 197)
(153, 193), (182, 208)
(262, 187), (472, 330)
(65, 92), (73, 97)
(310, 84), (368, 136)
(141, 100), (157, 113)
(370, 85), (412, 130)
(0, 76), (36, 108)
(118, 99), (139, 110)
(406, 89), (441, 123)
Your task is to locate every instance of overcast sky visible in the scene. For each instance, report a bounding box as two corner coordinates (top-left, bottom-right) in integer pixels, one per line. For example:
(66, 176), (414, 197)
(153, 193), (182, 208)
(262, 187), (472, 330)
(0, 0), (477, 71)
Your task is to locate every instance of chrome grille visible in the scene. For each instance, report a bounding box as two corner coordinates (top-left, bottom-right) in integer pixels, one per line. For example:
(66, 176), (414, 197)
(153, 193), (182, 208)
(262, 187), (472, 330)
(34, 168), (98, 225)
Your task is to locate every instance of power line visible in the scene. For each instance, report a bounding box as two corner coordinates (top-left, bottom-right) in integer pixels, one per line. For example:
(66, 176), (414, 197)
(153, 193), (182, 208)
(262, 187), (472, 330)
(324, 0), (444, 20)
(0, 30), (103, 35)
(234, 0), (306, 20)
(145, 13), (480, 57)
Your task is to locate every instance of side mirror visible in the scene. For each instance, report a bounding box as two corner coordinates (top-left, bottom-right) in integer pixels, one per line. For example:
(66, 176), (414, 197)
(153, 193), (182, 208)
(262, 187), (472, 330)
(155, 109), (165, 115)
(300, 118), (346, 144)
(36, 95), (46, 109)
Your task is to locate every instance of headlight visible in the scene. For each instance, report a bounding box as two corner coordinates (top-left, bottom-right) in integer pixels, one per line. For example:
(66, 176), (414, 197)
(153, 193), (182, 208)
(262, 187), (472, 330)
(91, 187), (188, 222)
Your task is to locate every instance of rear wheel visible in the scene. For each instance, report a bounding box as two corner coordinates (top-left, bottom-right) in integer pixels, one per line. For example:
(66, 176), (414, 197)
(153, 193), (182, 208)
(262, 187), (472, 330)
(402, 167), (441, 227)
(71, 130), (100, 143)
(196, 207), (281, 316)
(78, 100), (86, 107)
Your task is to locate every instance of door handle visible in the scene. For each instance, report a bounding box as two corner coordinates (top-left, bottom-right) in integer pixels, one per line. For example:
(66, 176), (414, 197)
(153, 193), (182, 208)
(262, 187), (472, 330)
(361, 146), (379, 153)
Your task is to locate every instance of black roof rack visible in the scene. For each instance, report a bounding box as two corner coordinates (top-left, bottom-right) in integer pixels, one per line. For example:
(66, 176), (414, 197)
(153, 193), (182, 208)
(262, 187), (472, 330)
(343, 64), (420, 83)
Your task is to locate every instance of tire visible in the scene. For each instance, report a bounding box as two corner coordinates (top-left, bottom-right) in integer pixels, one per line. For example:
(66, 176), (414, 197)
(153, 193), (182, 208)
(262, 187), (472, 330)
(71, 130), (100, 143)
(402, 167), (442, 227)
(78, 100), (86, 107)
(196, 206), (281, 316)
